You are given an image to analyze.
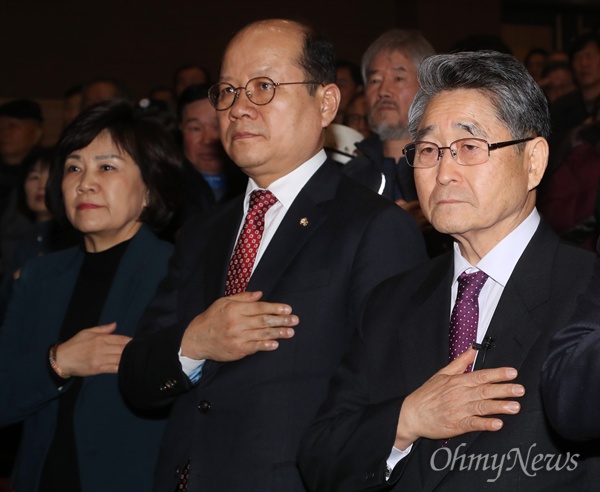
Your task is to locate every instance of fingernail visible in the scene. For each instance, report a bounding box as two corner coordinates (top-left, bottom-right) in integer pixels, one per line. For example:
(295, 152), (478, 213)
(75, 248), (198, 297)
(507, 402), (520, 413)
(514, 385), (525, 396)
(492, 420), (503, 429)
(507, 368), (518, 378)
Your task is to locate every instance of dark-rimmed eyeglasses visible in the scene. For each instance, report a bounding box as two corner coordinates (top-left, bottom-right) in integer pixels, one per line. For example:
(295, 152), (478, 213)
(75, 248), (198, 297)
(208, 76), (320, 111)
(403, 137), (535, 168)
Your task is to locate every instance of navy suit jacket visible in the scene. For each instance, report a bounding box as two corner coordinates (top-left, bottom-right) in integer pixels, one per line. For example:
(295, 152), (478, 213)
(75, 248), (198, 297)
(299, 221), (600, 491)
(0, 225), (172, 492)
(542, 254), (600, 441)
(119, 159), (427, 492)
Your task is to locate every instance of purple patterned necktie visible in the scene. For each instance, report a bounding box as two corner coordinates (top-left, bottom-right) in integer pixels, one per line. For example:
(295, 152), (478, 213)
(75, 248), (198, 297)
(225, 189), (278, 296)
(449, 270), (489, 372)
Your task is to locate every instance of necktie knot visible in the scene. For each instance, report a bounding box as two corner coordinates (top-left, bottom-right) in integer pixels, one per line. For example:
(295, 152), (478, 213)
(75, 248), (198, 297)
(456, 270), (489, 301)
(248, 189), (277, 216)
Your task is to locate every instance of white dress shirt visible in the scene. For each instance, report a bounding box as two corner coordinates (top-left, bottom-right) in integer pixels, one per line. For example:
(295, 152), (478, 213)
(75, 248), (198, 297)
(179, 150), (327, 377)
(386, 209), (541, 473)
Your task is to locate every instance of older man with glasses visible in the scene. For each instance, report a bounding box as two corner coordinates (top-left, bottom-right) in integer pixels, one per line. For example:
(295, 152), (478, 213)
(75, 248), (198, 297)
(299, 50), (600, 491)
(119, 18), (426, 492)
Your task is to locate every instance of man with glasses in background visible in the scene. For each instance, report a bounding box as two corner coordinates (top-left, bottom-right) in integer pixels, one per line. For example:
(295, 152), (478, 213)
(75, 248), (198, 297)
(119, 18), (426, 492)
(299, 51), (600, 491)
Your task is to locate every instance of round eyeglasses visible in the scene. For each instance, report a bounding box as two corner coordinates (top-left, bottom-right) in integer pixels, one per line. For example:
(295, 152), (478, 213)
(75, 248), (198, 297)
(403, 137), (535, 168)
(208, 77), (320, 111)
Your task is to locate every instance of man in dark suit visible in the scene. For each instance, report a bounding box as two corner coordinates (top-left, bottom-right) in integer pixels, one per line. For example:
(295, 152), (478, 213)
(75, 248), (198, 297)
(299, 51), (600, 491)
(542, 256), (600, 441)
(118, 19), (426, 492)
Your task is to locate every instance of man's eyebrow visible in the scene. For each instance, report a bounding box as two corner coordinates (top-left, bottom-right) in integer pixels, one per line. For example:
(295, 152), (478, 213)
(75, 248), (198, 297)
(415, 125), (434, 141)
(414, 122), (489, 141)
(455, 122), (488, 138)
(366, 65), (409, 77)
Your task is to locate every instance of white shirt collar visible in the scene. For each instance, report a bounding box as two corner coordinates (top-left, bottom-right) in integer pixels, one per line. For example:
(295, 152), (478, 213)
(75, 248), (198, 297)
(453, 208), (541, 287)
(243, 149), (327, 211)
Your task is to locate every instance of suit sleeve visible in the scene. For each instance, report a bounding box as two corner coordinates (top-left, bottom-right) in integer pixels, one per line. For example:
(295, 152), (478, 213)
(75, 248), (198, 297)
(118, 236), (193, 410)
(0, 263), (71, 426)
(298, 299), (410, 492)
(542, 255), (600, 440)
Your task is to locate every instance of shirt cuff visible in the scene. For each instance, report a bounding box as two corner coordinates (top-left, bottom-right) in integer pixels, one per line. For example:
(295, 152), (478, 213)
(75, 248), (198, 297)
(386, 444), (413, 479)
(178, 348), (206, 383)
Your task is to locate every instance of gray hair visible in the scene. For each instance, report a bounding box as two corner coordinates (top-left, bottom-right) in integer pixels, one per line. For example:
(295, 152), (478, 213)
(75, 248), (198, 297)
(361, 29), (435, 84)
(408, 51), (550, 144)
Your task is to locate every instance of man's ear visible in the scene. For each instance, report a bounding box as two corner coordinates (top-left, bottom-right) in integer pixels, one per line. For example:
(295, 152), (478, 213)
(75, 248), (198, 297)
(526, 137), (549, 191)
(319, 83), (340, 128)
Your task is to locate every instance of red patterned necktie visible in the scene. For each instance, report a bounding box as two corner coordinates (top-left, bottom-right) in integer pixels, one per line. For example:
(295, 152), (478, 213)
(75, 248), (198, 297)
(449, 270), (489, 372)
(224, 189), (278, 296)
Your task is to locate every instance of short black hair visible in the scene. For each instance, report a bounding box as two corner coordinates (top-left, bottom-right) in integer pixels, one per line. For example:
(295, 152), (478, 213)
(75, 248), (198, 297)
(47, 101), (182, 231)
(296, 26), (336, 94)
(177, 83), (211, 122)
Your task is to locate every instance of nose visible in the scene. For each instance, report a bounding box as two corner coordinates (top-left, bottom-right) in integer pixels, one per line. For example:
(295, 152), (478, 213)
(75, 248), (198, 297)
(228, 88), (257, 120)
(377, 75), (393, 98)
(76, 169), (97, 193)
(435, 146), (461, 185)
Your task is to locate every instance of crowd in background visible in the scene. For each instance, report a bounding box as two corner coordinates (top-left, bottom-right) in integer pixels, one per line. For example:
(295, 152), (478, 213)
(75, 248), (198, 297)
(0, 24), (599, 491)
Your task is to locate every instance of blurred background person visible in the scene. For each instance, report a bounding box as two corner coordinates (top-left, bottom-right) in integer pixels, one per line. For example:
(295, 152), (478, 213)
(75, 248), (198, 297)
(0, 148), (79, 320)
(547, 32), (600, 180)
(62, 85), (83, 128)
(540, 97), (600, 250)
(539, 60), (577, 104)
(0, 99), (44, 285)
(173, 64), (211, 97)
(343, 93), (372, 139)
(333, 59), (363, 124)
(176, 83), (246, 226)
(81, 76), (130, 110)
(0, 101), (181, 492)
(524, 47), (549, 83)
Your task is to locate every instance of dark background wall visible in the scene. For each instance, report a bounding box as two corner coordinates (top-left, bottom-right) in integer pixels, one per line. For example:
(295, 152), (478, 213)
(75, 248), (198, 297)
(1, 0), (505, 100)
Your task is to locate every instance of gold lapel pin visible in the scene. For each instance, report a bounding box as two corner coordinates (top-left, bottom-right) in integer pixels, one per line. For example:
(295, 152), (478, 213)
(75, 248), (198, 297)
(299, 217), (309, 227)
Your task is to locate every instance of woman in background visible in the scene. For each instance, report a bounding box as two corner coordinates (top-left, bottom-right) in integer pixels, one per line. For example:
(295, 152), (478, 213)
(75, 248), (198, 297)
(0, 101), (181, 492)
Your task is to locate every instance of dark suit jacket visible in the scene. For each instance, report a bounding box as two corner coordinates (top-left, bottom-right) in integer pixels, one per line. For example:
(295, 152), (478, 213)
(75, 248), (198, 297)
(542, 254), (600, 441)
(0, 225), (172, 492)
(118, 159), (427, 492)
(299, 221), (600, 491)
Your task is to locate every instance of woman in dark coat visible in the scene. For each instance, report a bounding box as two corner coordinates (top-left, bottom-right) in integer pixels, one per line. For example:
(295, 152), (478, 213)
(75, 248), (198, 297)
(0, 101), (181, 492)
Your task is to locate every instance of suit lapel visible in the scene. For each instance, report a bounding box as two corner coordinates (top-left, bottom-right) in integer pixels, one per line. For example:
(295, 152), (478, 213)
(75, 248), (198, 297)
(246, 161), (340, 299)
(201, 200), (245, 301)
(98, 225), (155, 326)
(400, 255), (454, 389)
(477, 223), (557, 371)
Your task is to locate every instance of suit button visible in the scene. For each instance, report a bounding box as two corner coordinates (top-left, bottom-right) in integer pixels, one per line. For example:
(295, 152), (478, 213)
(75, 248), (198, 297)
(174, 466), (180, 478)
(160, 379), (177, 391)
(198, 400), (211, 413)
